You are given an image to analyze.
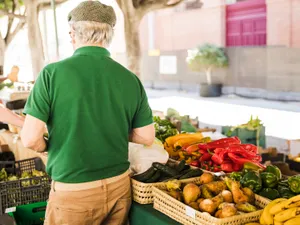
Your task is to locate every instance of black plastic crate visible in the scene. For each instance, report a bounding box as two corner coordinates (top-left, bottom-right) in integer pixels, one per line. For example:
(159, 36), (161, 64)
(0, 158), (51, 215)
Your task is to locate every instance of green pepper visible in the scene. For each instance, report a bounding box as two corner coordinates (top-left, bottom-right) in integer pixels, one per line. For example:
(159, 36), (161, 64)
(243, 162), (264, 172)
(278, 185), (295, 199)
(260, 172), (278, 188)
(240, 171), (262, 193)
(278, 179), (289, 187)
(230, 172), (243, 181)
(288, 175), (300, 194)
(259, 188), (280, 200)
(265, 165), (282, 180)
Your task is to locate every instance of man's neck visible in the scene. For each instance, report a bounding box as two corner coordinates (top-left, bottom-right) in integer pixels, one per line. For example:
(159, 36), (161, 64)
(75, 43), (104, 49)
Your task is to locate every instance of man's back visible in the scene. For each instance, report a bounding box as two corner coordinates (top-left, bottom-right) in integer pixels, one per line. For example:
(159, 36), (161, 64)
(24, 46), (153, 183)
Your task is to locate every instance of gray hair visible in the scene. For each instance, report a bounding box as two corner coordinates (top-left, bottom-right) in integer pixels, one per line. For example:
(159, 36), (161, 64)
(70, 21), (114, 47)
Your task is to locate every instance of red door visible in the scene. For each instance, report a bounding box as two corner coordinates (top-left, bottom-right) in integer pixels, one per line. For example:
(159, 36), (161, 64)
(226, 0), (266, 47)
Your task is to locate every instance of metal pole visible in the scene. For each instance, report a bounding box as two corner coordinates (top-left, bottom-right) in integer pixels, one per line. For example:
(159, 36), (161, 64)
(42, 10), (49, 63)
(51, 0), (59, 59)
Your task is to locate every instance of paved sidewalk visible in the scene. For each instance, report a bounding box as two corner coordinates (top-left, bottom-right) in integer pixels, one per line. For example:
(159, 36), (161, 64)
(146, 89), (300, 143)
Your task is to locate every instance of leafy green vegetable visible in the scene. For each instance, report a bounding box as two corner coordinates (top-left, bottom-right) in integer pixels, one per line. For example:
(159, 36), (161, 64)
(153, 116), (178, 143)
(0, 168), (8, 181)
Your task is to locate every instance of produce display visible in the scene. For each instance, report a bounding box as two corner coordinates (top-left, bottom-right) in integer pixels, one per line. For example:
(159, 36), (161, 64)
(258, 195), (300, 225)
(132, 160), (203, 183)
(0, 167), (47, 186)
(226, 116), (263, 136)
(165, 135), (263, 172)
(164, 173), (260, 218)
(154, 116), (179, 143)
(163, 132), (208, 158)
(230, 165), (299, 200)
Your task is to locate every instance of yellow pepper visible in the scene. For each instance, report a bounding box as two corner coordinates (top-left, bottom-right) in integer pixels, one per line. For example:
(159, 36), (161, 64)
(186, 157), (192, 164)
(178, 151), (185, 161)
(165, 133), (203, 147)
(174, 137), (204, 150)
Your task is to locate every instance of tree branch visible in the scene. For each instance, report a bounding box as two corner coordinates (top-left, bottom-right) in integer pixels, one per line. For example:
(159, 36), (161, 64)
(0, 9), (26, 21)
(38, 0), (69, 10)
(5, 0), (17, 41)
(138, 0), (184, 14)
(6, 20), (26, 46)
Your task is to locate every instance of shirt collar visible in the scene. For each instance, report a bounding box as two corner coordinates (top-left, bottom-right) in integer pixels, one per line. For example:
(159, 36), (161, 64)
(73, 46), (111, 57)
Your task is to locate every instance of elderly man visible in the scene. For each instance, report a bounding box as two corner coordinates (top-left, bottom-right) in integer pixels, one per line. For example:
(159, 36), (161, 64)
(21, 1), (155, 225)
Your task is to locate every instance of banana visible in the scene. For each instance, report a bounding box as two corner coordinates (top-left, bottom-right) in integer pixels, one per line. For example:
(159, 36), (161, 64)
(284, 217), (300, 225)
(274, 207), (300, 222)
(270, 196), (300, 215)
(260, 198), (287, 225)
(274, 220), (283, 225)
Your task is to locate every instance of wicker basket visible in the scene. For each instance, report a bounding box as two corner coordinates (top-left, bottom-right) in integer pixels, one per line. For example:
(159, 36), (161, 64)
(153, 184), (270, 225)
(132, 176), (204, 204)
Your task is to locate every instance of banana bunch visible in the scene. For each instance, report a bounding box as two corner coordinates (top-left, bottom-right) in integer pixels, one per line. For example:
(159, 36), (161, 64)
(259, 195), (300, 225)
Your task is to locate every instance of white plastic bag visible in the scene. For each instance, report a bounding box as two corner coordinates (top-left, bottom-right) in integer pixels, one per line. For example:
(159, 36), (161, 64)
(128, 139), (169, 175)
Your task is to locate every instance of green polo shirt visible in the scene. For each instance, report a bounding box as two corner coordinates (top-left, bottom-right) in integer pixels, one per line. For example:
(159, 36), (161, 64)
(24, 46), (153, 183)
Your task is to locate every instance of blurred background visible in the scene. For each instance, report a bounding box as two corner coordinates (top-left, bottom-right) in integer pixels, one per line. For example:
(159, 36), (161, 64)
(1, 0), (300, 151)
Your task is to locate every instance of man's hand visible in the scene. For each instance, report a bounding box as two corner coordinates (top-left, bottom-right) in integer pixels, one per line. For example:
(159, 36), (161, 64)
(21, 115), (47, 152)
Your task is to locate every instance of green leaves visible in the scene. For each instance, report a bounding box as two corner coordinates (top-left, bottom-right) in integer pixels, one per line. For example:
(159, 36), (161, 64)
(0, 0), (23, 10)
(186, 43), (228, 72)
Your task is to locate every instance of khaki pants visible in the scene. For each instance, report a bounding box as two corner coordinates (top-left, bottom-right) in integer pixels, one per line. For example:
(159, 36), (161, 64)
(44, 174), (132, 225)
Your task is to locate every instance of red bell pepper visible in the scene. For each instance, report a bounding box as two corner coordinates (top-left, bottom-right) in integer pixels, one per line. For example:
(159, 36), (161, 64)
(190, 160), (200, 167)
(221, 162), (234, 172)
(198, 137), (241, 150)
(211, 154), (223, 165)
(212, 164), (221, 172)
(227, 145), (258, 159)
(228, 153), (264, 168)
(201, 162), (210, 170)
(199, 153), (212, 162)
(214, 148), (224, 154)
(239, 144), (258, 154)
(199, 149), (208, 154)
(233, 163), (243, 172)
(185, 143), (200, 154)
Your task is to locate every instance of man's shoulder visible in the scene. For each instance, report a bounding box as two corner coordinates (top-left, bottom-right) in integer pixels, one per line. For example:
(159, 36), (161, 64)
(43, 56), (76, 71)
(106, 57), (137, 78)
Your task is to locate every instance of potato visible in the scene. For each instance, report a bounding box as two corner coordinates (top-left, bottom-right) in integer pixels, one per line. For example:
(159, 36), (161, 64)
(198, 173), (214, 185)
(222, 190), (233, 203)
(197, 198), (205, 204)
(215, 209), (223, 218)
(199, 199), (218, 215)
(205, 181), (227, 195)
(220, 204), (237, 218)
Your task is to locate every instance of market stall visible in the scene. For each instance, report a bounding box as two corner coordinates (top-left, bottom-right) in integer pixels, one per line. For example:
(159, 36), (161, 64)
(1, 113), (300, 225)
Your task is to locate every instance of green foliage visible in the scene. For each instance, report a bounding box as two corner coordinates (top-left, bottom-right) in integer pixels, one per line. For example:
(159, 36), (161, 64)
(186, 43), (228, 72)
(0, 0), (23, 10)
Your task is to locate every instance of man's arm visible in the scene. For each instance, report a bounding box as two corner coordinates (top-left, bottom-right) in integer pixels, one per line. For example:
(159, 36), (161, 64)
(0, 105), (25, 128)
(129, 123), (155, 146)
(21, 115), (47, 152)
(21, 68), (50, 152)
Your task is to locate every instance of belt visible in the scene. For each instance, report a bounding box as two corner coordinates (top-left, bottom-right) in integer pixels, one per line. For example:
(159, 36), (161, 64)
(52, 170), (130, 192)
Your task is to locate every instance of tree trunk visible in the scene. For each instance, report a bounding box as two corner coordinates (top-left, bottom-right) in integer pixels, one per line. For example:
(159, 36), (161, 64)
(119, 0), (143, 78)
(0, 39), (5, 76)
(25, 0), (45, 80)
(206, 67), (212, 85)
